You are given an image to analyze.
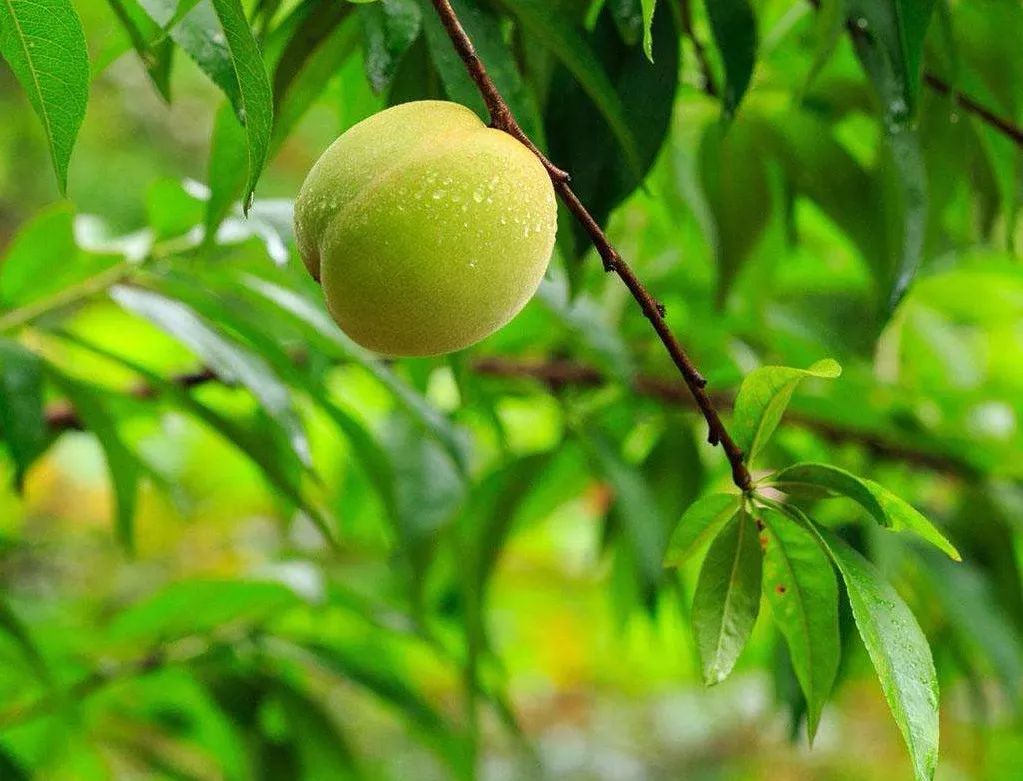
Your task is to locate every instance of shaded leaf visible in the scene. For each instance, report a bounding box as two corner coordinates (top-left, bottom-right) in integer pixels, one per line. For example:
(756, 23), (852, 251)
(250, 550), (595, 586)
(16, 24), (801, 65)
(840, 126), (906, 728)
(545, 5), (678, 251)
(704, 0), (757, 117)
(581, 428), (666, 602)
(241, 276), (469, 472)
(495, 0), (642, 172)
(0, 0), (89, 193)
(693, 509), (762, 684)
(0, 340), (47, 489)
(361, 0), (421, 94)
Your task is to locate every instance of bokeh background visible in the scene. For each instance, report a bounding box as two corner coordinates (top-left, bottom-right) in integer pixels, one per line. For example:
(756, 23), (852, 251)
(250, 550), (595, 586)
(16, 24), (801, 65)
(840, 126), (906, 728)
(1, 0), (1021, 779)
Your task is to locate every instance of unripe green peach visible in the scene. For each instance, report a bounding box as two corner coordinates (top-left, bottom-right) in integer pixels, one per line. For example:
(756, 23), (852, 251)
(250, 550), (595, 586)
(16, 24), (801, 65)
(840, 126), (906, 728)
(294, 100), (558, 357)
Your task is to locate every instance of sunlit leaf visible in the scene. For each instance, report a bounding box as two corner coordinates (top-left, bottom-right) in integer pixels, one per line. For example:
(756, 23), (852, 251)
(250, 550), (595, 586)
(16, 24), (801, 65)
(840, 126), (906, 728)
(731, 360), (842, 465)
(664, 492), (741, 568)
(811, 520), (939, 781)
(110, 285), (311, 468)
(693, 509), (762, 684)
(761, 508), (840, 741)
(0, 0), (89, 194)
(771, 462), (960, 560)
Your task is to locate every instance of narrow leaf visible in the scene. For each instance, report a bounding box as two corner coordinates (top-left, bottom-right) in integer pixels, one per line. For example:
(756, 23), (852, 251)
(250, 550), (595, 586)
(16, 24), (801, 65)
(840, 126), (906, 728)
(110, 285), (311, 468)
(241, 276), (469, 472)
(814, 523), (939, 781)
(210, 0), (273, 211)
(639, 0), (655, 61)
(0, 340), (47, 489)
(731, 360), (842, 465)
(761, 509), (840, 741)
(704, 0), (757, 118)
(693, 509), (762, 685)
(664, 493), (741, 568)
(0, 0), (89, 193)
(771, 463), (960, 560)
(494, 0), (642, 172)
(46, 369), (141, 549)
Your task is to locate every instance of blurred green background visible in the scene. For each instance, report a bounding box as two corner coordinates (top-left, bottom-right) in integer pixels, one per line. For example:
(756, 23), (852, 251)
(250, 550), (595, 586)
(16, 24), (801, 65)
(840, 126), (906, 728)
(0, 0), (1021, 778)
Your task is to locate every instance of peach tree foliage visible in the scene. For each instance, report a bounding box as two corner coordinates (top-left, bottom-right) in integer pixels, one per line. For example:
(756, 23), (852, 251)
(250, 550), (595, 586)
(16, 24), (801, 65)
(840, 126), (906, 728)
(0, 0), (1021, 778)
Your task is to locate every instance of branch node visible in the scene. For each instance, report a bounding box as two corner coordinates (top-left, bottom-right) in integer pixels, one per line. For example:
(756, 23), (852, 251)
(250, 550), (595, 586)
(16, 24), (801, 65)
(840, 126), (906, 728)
(655, 301), (667, 317)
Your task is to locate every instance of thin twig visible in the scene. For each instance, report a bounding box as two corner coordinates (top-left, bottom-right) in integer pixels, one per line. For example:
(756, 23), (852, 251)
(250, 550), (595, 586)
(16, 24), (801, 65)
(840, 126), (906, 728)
(429, 0), (752, 491)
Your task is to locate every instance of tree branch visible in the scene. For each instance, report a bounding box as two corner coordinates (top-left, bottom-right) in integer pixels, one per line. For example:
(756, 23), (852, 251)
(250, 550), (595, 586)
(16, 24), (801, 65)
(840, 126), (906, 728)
(471, 357), (978, 478)
(44, 357), (976, 479)
(428, 0), (752, 491)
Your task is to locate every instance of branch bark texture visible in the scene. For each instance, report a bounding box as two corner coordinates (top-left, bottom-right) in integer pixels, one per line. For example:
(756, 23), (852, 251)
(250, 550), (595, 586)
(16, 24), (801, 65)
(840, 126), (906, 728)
(428, 0), (753, 491)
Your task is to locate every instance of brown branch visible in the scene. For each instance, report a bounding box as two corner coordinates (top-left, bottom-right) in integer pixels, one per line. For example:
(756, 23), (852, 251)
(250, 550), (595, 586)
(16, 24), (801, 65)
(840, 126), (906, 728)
(471, 357), (978, 478)
(42, 357), (976, 478)
(429, 0), (753, 491)
(806, 0), (1023, 147)
(45, 368), (220, 433)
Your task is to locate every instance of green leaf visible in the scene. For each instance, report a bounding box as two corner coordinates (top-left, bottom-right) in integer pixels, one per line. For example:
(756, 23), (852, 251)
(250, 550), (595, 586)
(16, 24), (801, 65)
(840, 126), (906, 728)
(692, 509), (762, 685)
(761, 508), (840, 741)
(103, 0), (174, 101)
(138, 0), (272, 210)
(804, 0), (845, 91)
(813, 523), (939, 781)
(62, 331), (337, 543)
(731, 360), (842, 465)
(46, 368), (142, 549)
(271, 9), (360, 146)
(639, 0), (655, 61)
(544, 5), (678, 252)
(494, 0), (642, 172)
(204, 102), (248, 240)
(770, 462), (960, 560)
(581, 428), (667, 601)
(664, 492), (741, 568)
(109, 285), (311, 468)
(846, 0), (934, 308)
(0, 0), (89, 194)
(0, 341), (46, 490)
(273, 681), (361, 779)
(361, 0), (421, 94)
(107, 579), (300, 643)
(241, 276), (469, 473)
(698, 117), (772, 303)
(0, 204), (123, 310)
(210, 0), (273, 211)
(421, 0), (542, 140)
(704, 0), (757, 118)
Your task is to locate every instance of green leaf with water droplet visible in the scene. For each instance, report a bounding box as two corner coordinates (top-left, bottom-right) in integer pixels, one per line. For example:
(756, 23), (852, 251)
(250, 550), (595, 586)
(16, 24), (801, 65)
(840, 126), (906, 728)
(0, 0), (89, 194)
(813, 522), (939, 781)
(693, 509), (762, 685)
(771, 462), (960, 560)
